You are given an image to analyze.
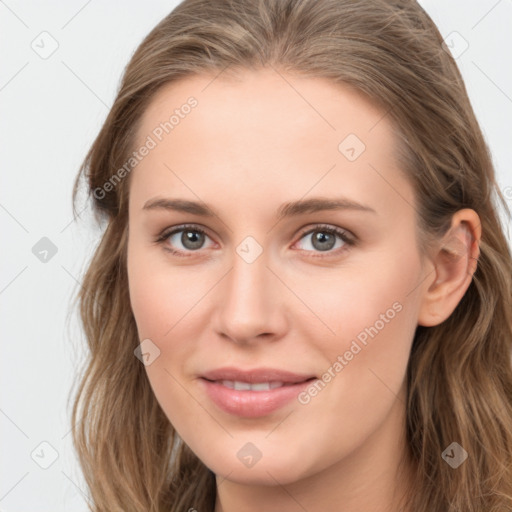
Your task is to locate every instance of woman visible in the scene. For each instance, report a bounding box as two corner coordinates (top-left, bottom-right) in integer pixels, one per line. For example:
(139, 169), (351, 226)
(70, 0), (512, 510)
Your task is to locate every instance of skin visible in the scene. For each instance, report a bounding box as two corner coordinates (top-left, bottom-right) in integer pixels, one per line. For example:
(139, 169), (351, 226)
(126, 68), (481, 512)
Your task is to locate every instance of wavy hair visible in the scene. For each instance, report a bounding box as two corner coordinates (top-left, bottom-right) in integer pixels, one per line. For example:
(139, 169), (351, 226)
(69, 0), (512, 510)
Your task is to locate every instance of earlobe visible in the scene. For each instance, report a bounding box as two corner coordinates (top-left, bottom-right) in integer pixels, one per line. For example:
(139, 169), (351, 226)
(417, 209), (481, 327)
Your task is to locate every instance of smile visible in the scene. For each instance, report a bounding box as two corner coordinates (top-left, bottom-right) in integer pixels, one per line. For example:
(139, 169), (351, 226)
(199, 375), (317, 418)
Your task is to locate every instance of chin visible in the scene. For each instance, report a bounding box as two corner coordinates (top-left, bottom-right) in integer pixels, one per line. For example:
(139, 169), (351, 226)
(199, 444), (315, 486)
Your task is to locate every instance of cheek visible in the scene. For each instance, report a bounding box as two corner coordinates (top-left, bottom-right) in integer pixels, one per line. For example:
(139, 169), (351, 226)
(306, 246), (422, 406)
(305, 247), (421, 347)
(295, 260), (420, 464)
(127, 269), (202, 385)
(127, 246), (210, 396)
(127, 255), (203, 430)
(127, 242), (206, 338)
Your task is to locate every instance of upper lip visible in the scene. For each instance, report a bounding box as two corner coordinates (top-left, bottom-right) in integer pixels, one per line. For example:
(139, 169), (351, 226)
(200, 367), (316, 384)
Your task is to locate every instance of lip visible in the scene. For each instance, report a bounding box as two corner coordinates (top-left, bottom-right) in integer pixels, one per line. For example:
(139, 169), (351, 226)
(199, 367), (317, 418)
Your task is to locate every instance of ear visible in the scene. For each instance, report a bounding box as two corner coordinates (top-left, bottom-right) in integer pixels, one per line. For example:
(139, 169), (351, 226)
(417, 208), (481, 327)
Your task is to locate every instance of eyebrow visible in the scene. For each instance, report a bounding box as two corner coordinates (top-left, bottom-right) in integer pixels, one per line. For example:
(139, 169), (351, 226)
(142, 196), (377, 219)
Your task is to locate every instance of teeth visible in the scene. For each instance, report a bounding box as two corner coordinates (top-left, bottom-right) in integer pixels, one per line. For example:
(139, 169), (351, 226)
(234, 381), (251, 391)
(250, 382), (271, 391)
(220, 380), (285, 391)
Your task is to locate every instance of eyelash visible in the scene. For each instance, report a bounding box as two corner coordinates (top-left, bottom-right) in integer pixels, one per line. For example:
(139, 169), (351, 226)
(153, 223), (356, 258)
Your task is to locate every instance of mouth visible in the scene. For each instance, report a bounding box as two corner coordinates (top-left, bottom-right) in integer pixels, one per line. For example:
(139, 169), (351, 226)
(202, 378), (316, 391)
(198, 367), (317, 418)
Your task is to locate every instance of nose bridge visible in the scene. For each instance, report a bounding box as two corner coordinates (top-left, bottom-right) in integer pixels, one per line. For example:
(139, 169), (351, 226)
(214, 240), (281, 343)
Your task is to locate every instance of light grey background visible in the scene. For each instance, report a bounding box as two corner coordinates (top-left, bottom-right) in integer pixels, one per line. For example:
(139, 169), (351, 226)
(1, 1), (511, 510)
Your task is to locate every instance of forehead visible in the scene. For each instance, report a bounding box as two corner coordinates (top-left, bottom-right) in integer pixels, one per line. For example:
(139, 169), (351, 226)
(136, 68), (392, 147)
(129, 68), (414, 223)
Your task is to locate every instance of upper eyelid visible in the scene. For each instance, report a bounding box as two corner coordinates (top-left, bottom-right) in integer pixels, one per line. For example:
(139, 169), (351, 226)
(164, 223), (214, 240)
(298, 224), (351, 237)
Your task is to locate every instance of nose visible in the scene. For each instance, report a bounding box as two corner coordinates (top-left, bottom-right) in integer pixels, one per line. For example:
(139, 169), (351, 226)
(212, 246), (287, 345)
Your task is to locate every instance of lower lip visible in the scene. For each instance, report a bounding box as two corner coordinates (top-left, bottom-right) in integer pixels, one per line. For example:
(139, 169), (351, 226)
(200, 378), (315, 418)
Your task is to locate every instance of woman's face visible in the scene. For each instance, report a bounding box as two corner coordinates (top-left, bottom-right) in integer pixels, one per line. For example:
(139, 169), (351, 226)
(126, 68), (432, 486)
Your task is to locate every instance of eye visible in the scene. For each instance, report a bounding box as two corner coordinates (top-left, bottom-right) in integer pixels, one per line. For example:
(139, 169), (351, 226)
(154, 223), (355, 258)
(154, 224), (215, 257)
(294, 224), (355, 256)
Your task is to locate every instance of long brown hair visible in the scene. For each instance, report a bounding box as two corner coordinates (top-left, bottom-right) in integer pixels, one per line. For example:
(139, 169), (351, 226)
(69, 0), (512, 510)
